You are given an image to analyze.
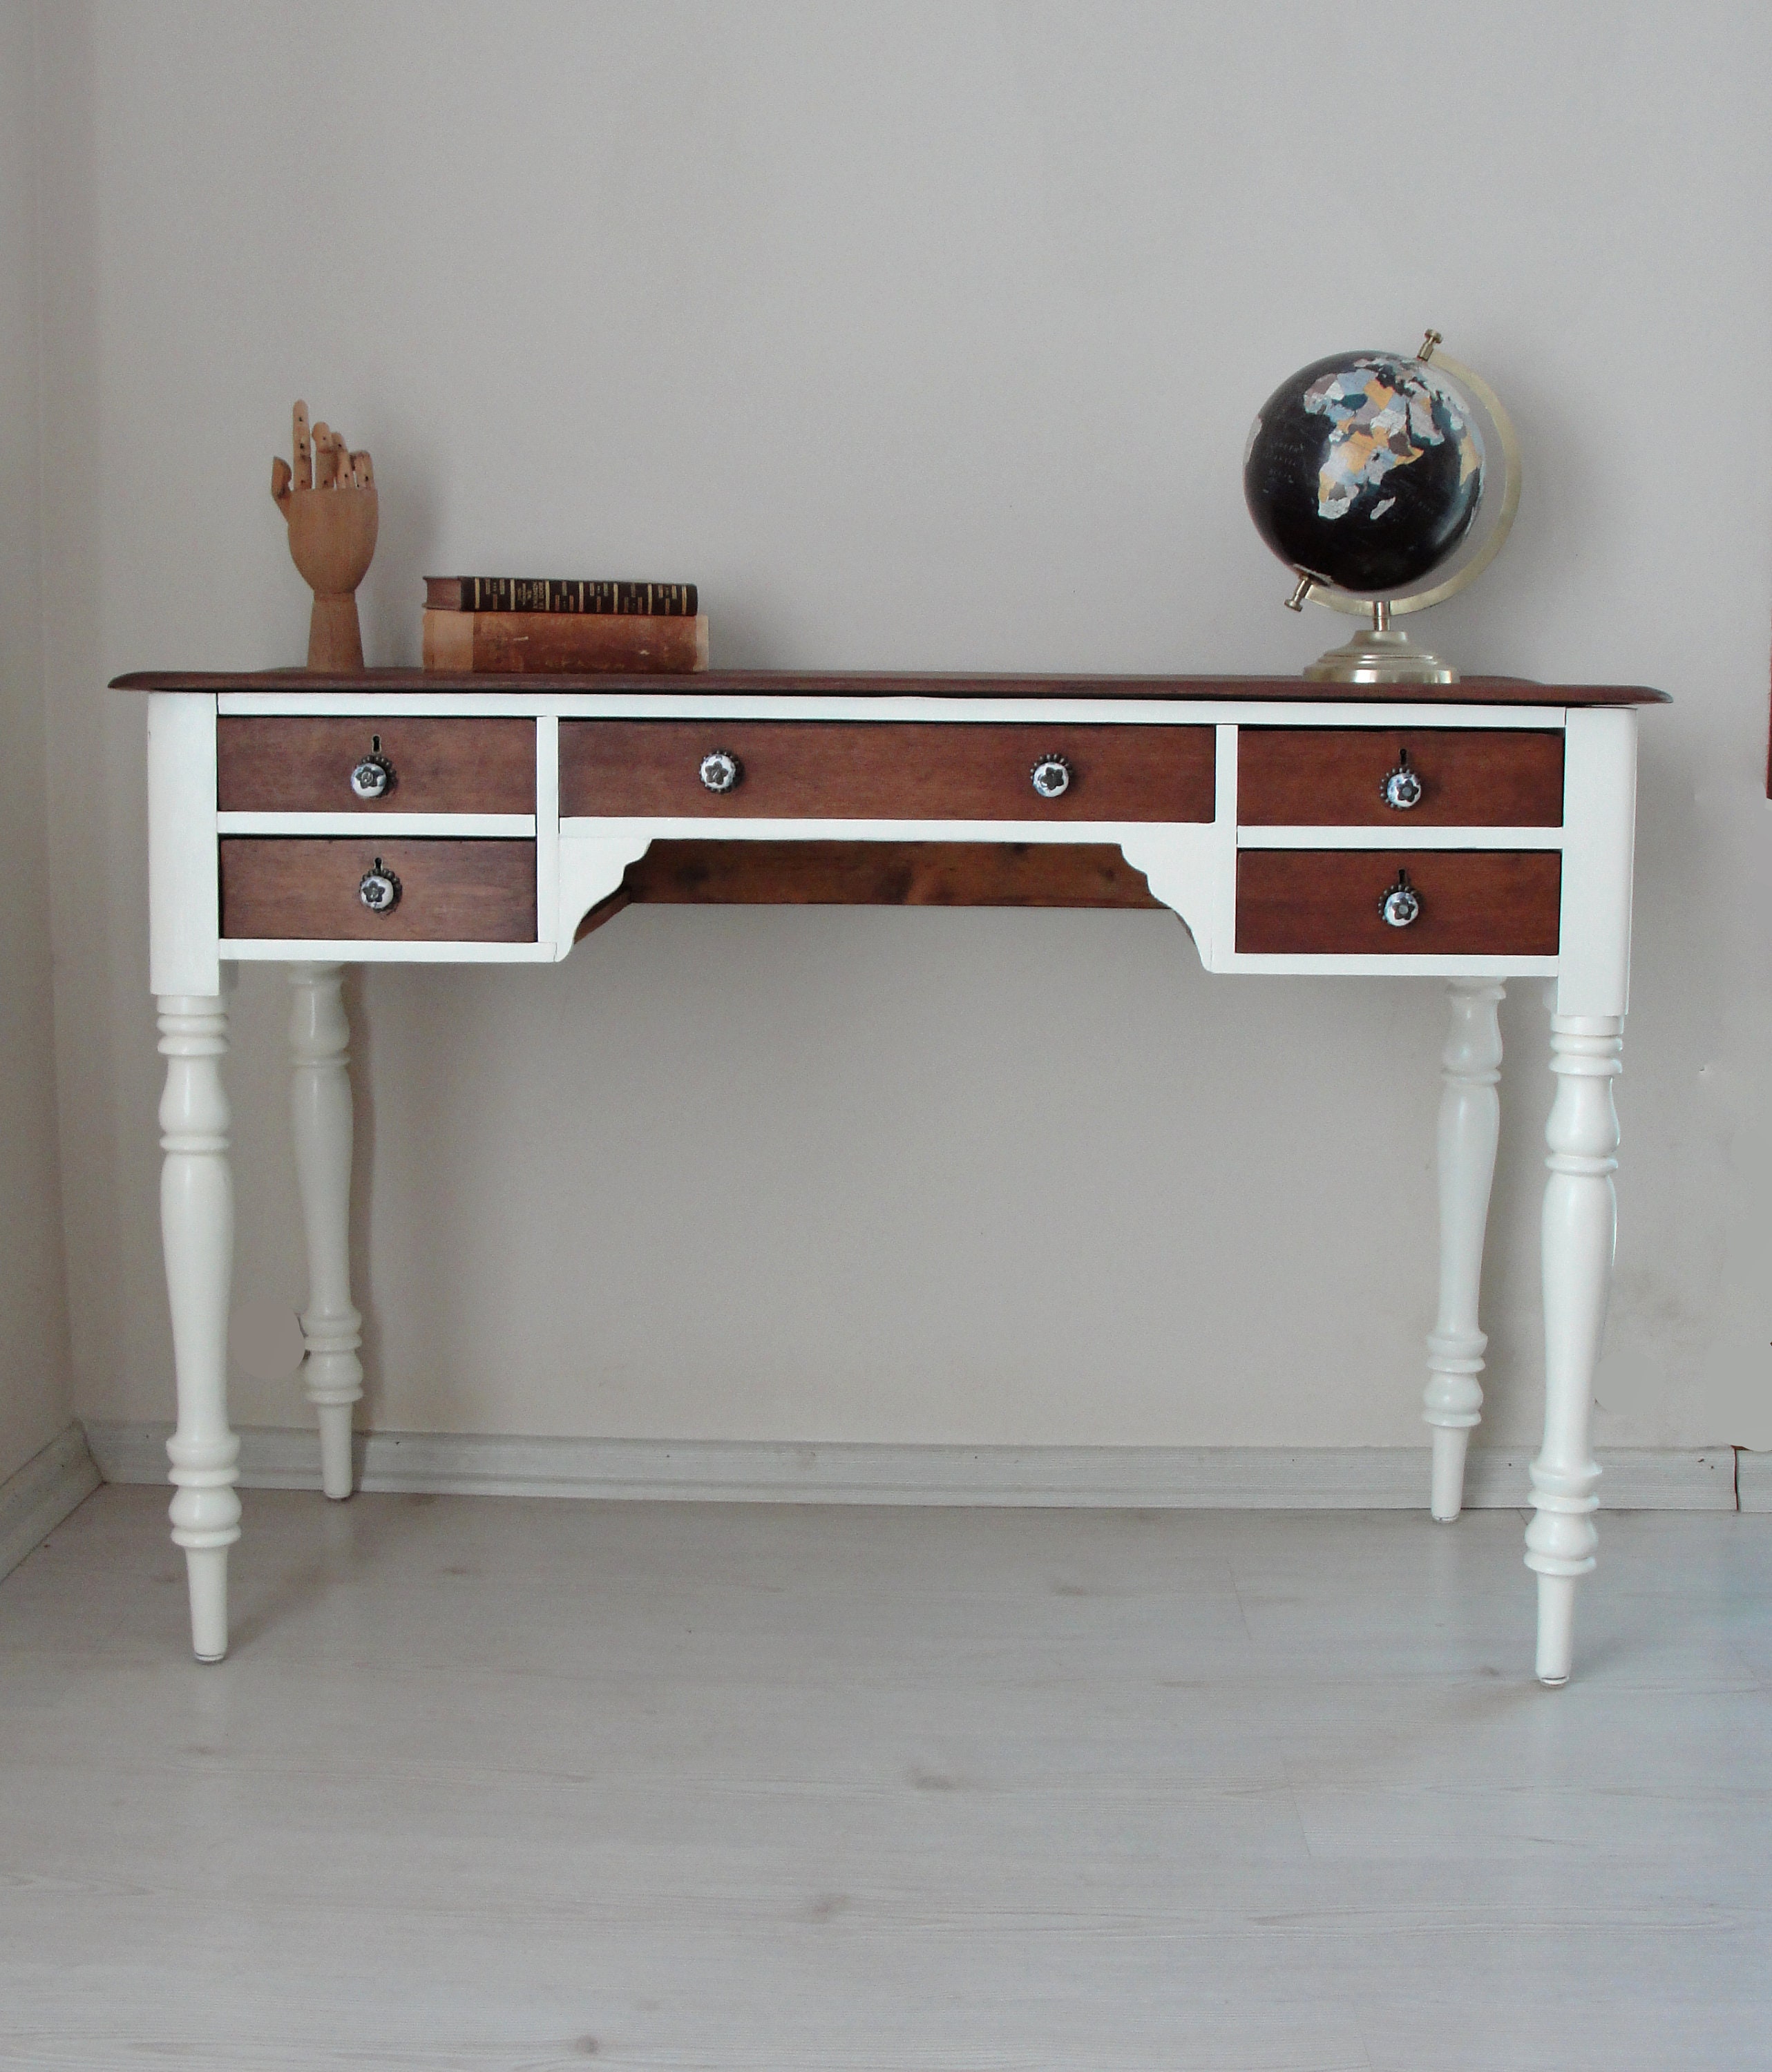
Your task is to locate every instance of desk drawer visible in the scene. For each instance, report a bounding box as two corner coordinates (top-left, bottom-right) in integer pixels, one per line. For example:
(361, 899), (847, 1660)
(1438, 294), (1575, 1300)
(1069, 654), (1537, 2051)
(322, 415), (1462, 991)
(559, 721), (1215, 822)
(1238, 728), (1563, 827)
(217, 718), (535, 813)
(1236, 849), (1561, 955)
(220, 838), (537, 940)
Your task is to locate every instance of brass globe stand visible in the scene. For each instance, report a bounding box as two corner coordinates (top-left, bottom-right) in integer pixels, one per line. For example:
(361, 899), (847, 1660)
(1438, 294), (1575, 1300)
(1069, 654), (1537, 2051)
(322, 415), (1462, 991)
(1286, 336), (1521, 685)
(1299, 597), (1458, 686)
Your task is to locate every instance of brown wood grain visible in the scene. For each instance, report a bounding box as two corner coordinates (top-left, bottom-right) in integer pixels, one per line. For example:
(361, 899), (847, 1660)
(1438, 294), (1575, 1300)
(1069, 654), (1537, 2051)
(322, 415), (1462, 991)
(560, 722), (1215, 821)
(1238, 728), (1565, 827)
(217, 718), (535, 812)
(1235, 850), (1561, 955)
(573, 840), (1164, 935)
(421, 611), (708, 673)
(110, 667), (1673, 705)
(220, 838), (537, 941)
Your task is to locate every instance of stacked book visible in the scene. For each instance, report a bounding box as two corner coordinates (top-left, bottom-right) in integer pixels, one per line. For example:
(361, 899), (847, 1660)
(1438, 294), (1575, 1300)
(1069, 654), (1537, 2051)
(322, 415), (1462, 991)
(422, 577), (707, 673)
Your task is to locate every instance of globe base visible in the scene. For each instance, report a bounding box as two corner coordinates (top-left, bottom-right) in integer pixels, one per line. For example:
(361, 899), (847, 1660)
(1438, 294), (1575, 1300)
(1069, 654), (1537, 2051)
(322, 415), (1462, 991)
(1303, 624), (1457, 685)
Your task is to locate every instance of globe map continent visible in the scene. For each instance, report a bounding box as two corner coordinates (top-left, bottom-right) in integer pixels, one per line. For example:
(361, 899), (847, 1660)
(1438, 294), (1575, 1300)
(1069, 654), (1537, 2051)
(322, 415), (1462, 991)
(1244, 352), (1485, 597)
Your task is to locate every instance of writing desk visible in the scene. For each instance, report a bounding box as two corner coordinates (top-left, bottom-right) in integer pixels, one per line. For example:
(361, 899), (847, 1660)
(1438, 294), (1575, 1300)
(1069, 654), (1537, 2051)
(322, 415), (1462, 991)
(117, 666), (1666, 1682)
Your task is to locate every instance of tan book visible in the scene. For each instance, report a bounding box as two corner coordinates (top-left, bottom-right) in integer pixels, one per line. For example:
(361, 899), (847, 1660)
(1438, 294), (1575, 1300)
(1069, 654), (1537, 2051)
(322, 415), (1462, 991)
(423, 610), (709, 674)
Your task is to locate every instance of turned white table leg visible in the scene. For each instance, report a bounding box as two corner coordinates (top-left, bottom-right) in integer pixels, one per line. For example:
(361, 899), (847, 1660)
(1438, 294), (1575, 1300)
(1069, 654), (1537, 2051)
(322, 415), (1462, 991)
(1525, 1013), (1621, 1685)
(1423, 981), (1504, 1521)
(289, 964), (363, 1499)
(158, 995), (240, 1662)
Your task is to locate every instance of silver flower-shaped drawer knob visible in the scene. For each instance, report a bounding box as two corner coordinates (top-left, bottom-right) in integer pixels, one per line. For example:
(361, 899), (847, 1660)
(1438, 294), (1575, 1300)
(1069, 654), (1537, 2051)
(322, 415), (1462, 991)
(1379, 869), (1420, 928)
(1030, 754), (1073, 800)
(359, 859), (401, 914)
(1380, 750), (1422, 812)
(350, 751), (394, 800)
(699, 749), (743, 794)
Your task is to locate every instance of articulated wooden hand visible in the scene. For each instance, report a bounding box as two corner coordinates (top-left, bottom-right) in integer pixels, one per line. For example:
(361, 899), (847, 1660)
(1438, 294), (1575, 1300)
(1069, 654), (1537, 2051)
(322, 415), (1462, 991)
(273, 400), (373, 510)
(270, 399), (378, 669)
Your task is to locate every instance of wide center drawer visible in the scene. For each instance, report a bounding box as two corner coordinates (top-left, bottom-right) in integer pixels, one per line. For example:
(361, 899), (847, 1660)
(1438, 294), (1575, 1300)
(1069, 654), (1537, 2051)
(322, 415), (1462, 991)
(559, 721), (1216, 821)
(220, 838), (537, 940)
(218, 718), (535, 813)
(1236, 849), (1561, 955)
(1238, 728), (1563, 827)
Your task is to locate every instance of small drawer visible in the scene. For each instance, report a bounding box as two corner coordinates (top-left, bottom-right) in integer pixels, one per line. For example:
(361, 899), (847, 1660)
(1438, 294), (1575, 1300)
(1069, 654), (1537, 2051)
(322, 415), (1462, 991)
(220, 838), (537, 941)
(559, 721), (1216, 822)
(1238, 728), (1563, 827)
(217, 718), (535, 813)
(1235, 850), (1561, 955)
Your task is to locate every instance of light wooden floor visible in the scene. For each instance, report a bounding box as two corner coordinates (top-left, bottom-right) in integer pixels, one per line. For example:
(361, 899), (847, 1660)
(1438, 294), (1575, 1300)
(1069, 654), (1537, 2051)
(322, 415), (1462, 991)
(2, 1488), (1769, 2071)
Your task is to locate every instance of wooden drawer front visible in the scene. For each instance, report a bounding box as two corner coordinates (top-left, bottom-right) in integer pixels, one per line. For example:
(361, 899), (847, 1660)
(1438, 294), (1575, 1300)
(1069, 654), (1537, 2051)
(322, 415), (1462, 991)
(220, 838), (536, 940)
(1238, 728), (1563, 827)
(559, 721), (1215, 822)
(217, 718), (535, 813)
(1236, 850), (1561, 955)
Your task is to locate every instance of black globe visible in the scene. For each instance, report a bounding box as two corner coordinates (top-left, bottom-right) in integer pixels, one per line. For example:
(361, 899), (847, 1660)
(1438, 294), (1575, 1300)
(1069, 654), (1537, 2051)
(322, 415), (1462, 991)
(1244, 352), (1485, 597)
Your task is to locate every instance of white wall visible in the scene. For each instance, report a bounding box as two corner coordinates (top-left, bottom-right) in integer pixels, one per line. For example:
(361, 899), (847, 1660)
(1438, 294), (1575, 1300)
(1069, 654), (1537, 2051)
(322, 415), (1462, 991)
(0, 1), (75, 1481)
(30, 0), (1772, 1455)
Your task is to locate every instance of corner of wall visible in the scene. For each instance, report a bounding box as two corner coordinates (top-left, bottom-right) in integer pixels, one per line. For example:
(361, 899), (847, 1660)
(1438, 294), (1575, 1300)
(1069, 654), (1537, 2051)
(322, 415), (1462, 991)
(0, 0), (81, 1485)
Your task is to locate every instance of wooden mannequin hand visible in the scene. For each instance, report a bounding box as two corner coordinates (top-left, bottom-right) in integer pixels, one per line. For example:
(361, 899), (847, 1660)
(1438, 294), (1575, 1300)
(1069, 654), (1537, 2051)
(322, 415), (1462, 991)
(272, 399), (372, 515)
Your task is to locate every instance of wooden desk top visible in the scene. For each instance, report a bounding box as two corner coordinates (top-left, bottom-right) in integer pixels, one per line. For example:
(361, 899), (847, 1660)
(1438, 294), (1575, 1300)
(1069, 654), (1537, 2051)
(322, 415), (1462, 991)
(112, 668), (1670, 705)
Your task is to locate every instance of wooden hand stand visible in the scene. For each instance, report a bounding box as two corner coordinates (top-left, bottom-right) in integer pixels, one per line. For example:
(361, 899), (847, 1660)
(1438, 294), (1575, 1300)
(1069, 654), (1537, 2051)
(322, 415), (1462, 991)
(271, 401), (377, 670)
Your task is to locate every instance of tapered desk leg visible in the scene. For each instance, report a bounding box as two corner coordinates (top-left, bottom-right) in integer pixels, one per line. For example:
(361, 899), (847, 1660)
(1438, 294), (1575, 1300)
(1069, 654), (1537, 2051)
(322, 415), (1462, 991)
(1423, 981), (1504, 1521)
(289, 964), (363, 1500)
(158, 995), (240, 1662)
(1525, 1013), (1622, 1685)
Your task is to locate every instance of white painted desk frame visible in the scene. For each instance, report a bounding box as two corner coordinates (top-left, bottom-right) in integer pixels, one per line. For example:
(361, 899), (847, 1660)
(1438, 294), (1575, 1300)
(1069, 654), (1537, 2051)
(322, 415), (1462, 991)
(144, 685), (1639, 1683)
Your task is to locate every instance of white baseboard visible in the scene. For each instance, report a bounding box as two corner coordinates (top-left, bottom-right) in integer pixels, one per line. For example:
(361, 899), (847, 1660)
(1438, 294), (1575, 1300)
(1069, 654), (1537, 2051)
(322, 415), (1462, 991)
(0, 1423), (103, 1583)
(1738, 1450), (1772, 1513)
(79, 1423), (1740, 1511)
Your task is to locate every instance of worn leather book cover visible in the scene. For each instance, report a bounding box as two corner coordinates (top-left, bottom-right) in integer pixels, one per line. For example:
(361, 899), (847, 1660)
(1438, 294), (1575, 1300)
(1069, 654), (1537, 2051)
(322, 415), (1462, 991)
(424, 577), (698, 615)
(421, 609), (709, 673)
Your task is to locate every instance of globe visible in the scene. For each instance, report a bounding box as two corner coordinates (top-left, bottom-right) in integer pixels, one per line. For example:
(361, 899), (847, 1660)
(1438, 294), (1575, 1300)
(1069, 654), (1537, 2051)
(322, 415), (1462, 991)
(1244, 351), (1486, 598)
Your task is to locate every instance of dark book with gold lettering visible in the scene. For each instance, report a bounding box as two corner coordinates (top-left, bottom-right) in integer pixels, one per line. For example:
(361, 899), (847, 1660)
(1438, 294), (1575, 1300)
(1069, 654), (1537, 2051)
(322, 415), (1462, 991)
(425, 577), (697, 615)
